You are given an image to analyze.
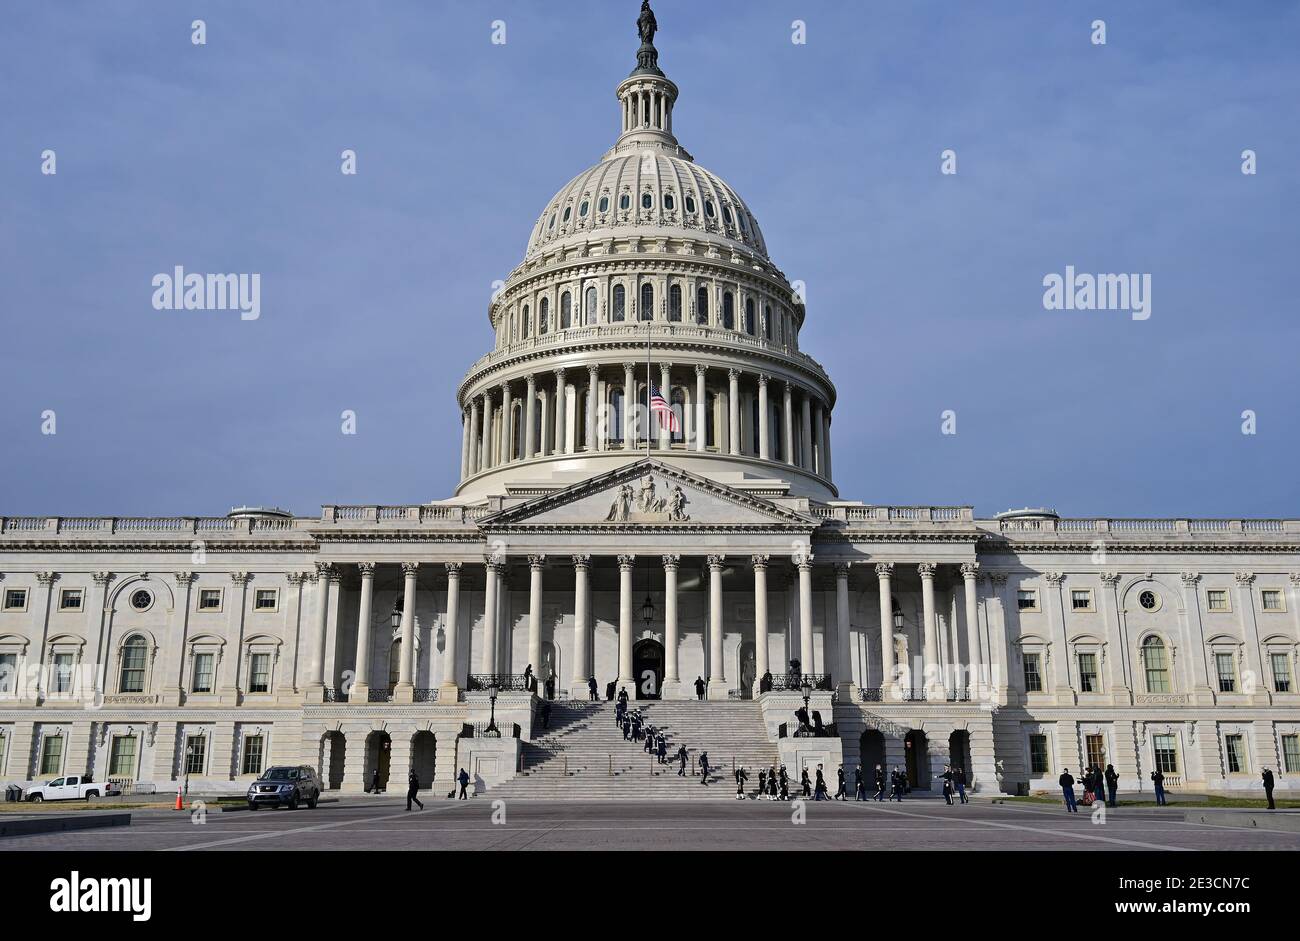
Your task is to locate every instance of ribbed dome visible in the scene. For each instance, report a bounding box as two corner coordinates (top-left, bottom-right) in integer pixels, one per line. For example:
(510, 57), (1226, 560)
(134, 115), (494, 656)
(524, 155), (769, 261)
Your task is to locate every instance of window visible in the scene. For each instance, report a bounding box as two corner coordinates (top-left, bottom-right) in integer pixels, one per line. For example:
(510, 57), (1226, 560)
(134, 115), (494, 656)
(58, 589), (83, 611)
(722, 291), (734, 329)
(241, 735), (265, 775)
(3, 589), (27, 611)
(248, 653), (271, 694)
(639, 283), (653, 321)
(1017, 590), (1039, 612)
(763, 303), (772, 339)
(619, 193), (630, 210)
(1070, 589), (1093, 612)
(598, 195), (609, 213)
(1283, 734), (1300, 774)
(584, 286), (597, 325)
(520, 304), (530, 339)
(1023, 653), (1043, 692)
(685, 195), (696, 214)
(0, 652), (17, 694)
(668, 284), (682, 322)
(1215, 652), (1236, 693)
(1152, 734), (1178, 774)
(670, 388), (685, 443)
(254, 589), (277, 611)
(641, 192), (653, 210)
(185, 735), (207, 775)
(663, 193), (675, 210)
(1142, 637), (1170, 693)
(1077, 653), (1098, 693)
(40, 734), (64, 775)
(1261, 589), (1284, 612)
(1028, 734), (1049, 774)
(703, 199), (715, 218)
(722, 205), (733, 225)
(744, 298), (755, 335)
(198, 589), (222, 611)
(1206, 589), (1230, 612)
(130, 589), (152, 611)
(1224, 734), (1248, 774)
(1271, 653), (1292, 692)
(1138, 589), (1160, 611)
(1085, 734), (1107, 770)
(561, 205), (571, 222)
(388, 639), (402, 689)
(191, 653), (214, 693)
(612, 285), (626, 322)
(52, 653), (74, 694)
(118, 636), (147, 693)
(109, 735), (137, 778)
(579, 200), (589, 217)
(539, 297), (549, 333)
(560, 291), (572, 329)
(705, 392), (717, 448)
(695, 286), (709, 325)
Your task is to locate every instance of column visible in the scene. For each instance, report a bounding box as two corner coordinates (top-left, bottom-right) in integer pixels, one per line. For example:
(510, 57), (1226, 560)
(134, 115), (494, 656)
(480, 559), (499, 675)
(1043, 572), (1073, 704)
(835, 562), (852, 693)
(223, 572), (250, 702)
(499, 381), (513, 464)
(961, 562), (981, 699)
(537, 389), (550, 457)
(876, 563), (896, 695)
(758, 375), (770, 460)
(1179, 572), (1214, 704)
(918, 563), (940, 696)
(813, 401), (825, 475)
(460, 408), (470, 479)
(798, 553), (815, 676)
(707, 555), (727, 697)
(1234, 572), (1269, 704)
(988, 573), (1011, 702)
(727, 369), (740, 455)
(393, 562), (418, 702)
(753, 555), (770, 695)
(440, 563), (462, 694)
(351, 562), (375, 700)
(585, 365), (598, 451)
(617, 555), (635, 692)
(800, 391), (813, 470)
(524, 375), (537, 459)
(662, 555), (681, 698)
(479, 391), (492, 471)
(158, 573), (184, 704)
(553, 368), (566, 456)
(622, 362), (635, 448)
(527, 555), (545, 688)
(1099, 572), (1129, 702)
(694, 365), (706, 452)
(782, 382), (795, 465)
(658, 362), (671, 449)
(570, 555), (591, 697)
(306, 563), (333, 701)
(822, 409), (833, 480)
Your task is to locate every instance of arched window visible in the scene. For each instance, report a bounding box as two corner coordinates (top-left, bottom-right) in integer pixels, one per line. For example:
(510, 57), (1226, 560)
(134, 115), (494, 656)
(598, 195), (609, 213)
(1142, 636), (1170, 693)
(639, 283), (653, 322)
(685, 195), (697, 214)
(612, 285), (626, 322)
(619, 193), (631, 210)
(521, 304), (530, 339)
(744, 298), (756, 335)
(579, 200), (589, 217)
(696, 286), (709, 325)
(641, 192), (653, 210)
(539, 297), (549, 334)
(670, 387), (685, 443)
(722, 291), (735, 329)
(388, 639), (402, 690)
(763, 304), (772, 339)
(664, 193), (675, 210)
(585, 286), (598, 325)
(560, 291), (572, 329)
(723, 205), (733, 226)
(668, 284), (682, 322)
(119, 635), (147, 693)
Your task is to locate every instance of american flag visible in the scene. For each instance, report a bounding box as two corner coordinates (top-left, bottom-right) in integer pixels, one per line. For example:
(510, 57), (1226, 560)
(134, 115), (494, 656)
(649, 384), (679, 432)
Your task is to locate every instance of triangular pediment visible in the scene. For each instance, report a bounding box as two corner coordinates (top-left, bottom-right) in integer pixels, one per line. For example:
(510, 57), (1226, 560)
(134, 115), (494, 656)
(479, 460), (814, 531)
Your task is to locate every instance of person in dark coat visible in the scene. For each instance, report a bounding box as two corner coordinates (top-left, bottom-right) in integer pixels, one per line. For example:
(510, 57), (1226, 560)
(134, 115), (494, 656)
(768, 766), (778, 799)
(854, 765), (865, 801)
(939, 765), (954, 805)
(657, 733), (667, 764)
(1104, 764), (1119, 807)
(605, 681), (615, 701)
(370, 768), (382, 794)
(1150, 769), (1167, 806)
(588, 676), (599, 701)
(778, 765), (790, 800)
(621, 714), (632, 741)
(1262, 768), (1276, 810)
(758, 767), (767, 797)
(813, 765), (827, 800)
(1091, 766), (1105, 805)
(544, 675), (555, 700)
(834, 766), (847, 801)
(457, 767), (470, 800)
(677, 745), (688, 777)
(801, 767), (812, 798)
(699, 751), (711, 785)
(694, 676), (706, 700)
(1060, 768), (1078, 813)
(955, 766), (969, 804)
(890, 766), (904, 802)
(617, 686), (629, 708)
(523, 664), (534, 693)
(874, 765), (886, 801)
(406, 769), (424, 811)
(735, 766), (748, 800)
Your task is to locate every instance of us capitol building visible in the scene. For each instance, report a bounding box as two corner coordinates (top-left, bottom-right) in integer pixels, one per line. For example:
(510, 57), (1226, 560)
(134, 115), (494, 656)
(2, 7), (1297, 800)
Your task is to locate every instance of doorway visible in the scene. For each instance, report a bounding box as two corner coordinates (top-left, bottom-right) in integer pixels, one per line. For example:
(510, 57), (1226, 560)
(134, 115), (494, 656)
(737, 641), (756, 699)
(365, 731), (392, 792)
(632, 638), (664, 699)
(410, 731), (436, 790)
(860, 729), (886, 778)
(905, 729), (929, 790)
(320, 731), (346, 790)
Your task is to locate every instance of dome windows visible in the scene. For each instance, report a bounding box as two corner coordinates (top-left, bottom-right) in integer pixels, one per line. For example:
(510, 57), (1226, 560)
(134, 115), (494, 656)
(548, 212), (556, 230)
(704, 199), (716, 219)
(639, 283), (654, 321)
(619, 193), (631, 211)
(580, 200), (589, 217)
(641, 192), (654, 210)
(685, 195), (697, 214)
(722, 291), (735, 329)
(584, 286), (598, 325)
(539, 297), (550, 334)
(612, 284), (626, 322)
(763, 303), (772, 340)
(562, 206), (572, 223)
(521, 303), (530, 339)
(663, 193), (675, 211)
(560, 291), (572, 329)
(744, 298), (756, 335)
(722, 206), (733, 226)
(668, 284), (682, 322)
(598, 195), (610, 213)
(695, 286), (709, 325)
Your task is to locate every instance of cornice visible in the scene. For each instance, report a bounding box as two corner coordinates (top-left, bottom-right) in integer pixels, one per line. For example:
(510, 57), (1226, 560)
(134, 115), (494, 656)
(978, 538), (1300, 555)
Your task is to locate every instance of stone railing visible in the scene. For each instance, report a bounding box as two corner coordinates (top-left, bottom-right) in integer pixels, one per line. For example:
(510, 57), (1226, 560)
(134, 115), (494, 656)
(998, 518), (1295, 535)
(466, 674), (531, 693)
(808, 505), (975, 524)
(0, 516), (310, 535)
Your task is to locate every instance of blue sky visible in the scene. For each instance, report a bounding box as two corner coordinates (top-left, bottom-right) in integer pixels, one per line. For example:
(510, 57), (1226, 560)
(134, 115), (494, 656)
(2, 1), (1297, 518)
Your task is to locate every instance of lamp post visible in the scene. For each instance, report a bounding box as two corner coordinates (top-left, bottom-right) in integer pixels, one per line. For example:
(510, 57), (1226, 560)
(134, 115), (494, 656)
(184, 742), (194, 796)
(485, 682), (500, 736)
(800, 679), (812, 736)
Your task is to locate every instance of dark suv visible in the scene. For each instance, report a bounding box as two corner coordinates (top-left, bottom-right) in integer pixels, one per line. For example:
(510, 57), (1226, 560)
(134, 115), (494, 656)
(246, 765), (323, 810)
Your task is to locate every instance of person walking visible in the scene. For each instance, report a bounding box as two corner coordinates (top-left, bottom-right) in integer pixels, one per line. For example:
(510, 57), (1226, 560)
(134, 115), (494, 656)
(801, 767), (812, 799)
(955, 766), (969, 804)
(834, 766), (847, 801)
(621, 713), (632, 741)
(456, 767), (470, 800)
(618, 686), (629, 708)
(694, 676), (706, 700)
(677, 744), (688, 777)
(768, 766), (779, 800)
(1059, 768), (1078, 813)
(778, 765), (790, 801)
(758, 767), (767, 798)
(1104, 764), (1119, 807)
(939, 765), (954, 805)
(657, 733), (667, 765)
(588, 676), (599, 702)
(1151, 769), (1167, 806)
(735, 766), (748, 800)
(889, 767), (904, 802)
(854, 765), (866, 801)
(873, 765), (885, 801)
(406, 769), (424, 811)
(699, 751), (711, 785)
(1262, 768), (1276, 810)
(814, 765), (827, 801)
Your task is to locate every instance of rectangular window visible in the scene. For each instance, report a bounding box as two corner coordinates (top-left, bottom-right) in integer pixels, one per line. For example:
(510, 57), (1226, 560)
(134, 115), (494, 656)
(254, 589), (278, 611)
(1077, 653), (1098, 693)
(0, 732), (5, 776)
(1261, 589), (1284, 611)
(0, 653), (17, 695)
(1023, 653), (1043, 692)
(1152, 734), (1178, 774)
(1225, 734), (1248, 774)
(249, 653), (271, 694)
(184, 735), (207, 775)
(1206, 589), (1229, 612)
(52, 653), (74, 694)
(1085, 733), (1107, 770)
(1283, 735), (1300, 774)
(198, 589), (222, 611)
(1271, 653), (1293, 693)
(1028, 734), (1050, 774)
(1070, 589), (1093, 611)
(241, 735), (264, 775)
(1017, 590), (1039, 612)
(1216, 653), (1236, 693)
(58, 589), (83, 611)
(3, 588), (27, 611)
(109, 735), (138, 778)
(40, 734), (64, 775)
(191, 653), (214, 694)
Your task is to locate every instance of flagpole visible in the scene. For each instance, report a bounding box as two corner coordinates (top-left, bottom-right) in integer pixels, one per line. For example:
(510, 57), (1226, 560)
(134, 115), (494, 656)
(646, 318), (652, 459)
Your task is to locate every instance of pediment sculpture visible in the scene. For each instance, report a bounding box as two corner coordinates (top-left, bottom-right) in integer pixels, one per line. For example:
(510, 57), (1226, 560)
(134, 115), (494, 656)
(605, 474), (689, 523)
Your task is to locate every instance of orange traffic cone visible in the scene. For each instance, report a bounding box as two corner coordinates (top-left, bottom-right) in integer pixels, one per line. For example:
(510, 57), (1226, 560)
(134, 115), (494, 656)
(175, 786), (184, 811)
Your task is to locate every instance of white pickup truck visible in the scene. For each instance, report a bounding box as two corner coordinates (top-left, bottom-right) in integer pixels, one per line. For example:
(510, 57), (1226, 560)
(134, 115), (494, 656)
(24, 775), (121, 802)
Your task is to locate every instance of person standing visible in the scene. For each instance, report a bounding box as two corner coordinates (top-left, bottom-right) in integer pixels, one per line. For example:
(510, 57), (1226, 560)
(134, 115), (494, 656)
(735, 766), (749, 800)
(1262, 768), (1276, 810)
(370, 768), (382, 795)
(588, 676), (599, 701)
(955, 766), (969, 804)
(834, 766), (847, 801)
(778, 765), (790, 801)
(694, 676), (706, 700)
(1092, 766), (1105, 805)
(1059, 768), (1078, 813)
(768, 766), (779, 800)
(854, 765), (865, 801)
(939, 765), (954, 805)
(457, 767), (470, 800)
(1151, 769), (1167, 806)
(699, 751), (711, 785)
(606, 680), (615, 701)
(618, 686), (629, 709)
(801, 767), (812, 799)
(657, 733), (667, 765)
(758, 767), (767, 798)
(1104, 764), (1119, 807)
(523, 663), (534, 693)
(677, 744), (688, 777)
(406, 769), (424, 811)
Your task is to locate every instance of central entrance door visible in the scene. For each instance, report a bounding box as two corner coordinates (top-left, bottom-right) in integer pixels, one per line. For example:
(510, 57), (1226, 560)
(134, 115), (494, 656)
(632, 639), (665, 700)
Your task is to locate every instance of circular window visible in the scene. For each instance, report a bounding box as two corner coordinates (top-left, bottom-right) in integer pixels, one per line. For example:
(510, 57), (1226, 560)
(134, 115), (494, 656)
(562, 206), (571, 222)
(579, 200), (589, 217)
(598, 196), (609, 213)
(641, 192), (653, 210)
(685, 196), (696, 214)
(704, 199), (715, 218)
(619, 193), (631, 210)
(663, 193), (675, 210)
(1138, 590), (1160, 611)
(130, 589), (153, 611)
